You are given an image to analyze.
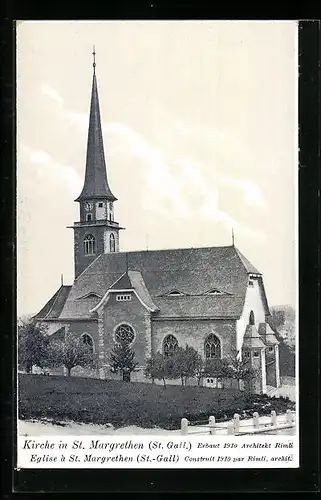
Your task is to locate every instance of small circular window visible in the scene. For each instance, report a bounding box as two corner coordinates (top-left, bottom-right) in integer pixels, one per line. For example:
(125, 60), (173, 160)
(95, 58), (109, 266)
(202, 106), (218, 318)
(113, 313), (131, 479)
(114, 324), (135, 344)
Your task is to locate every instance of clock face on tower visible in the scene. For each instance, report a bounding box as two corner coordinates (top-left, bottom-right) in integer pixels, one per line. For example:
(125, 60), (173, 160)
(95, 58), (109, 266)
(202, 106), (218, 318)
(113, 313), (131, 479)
(84, 202), (93, 211)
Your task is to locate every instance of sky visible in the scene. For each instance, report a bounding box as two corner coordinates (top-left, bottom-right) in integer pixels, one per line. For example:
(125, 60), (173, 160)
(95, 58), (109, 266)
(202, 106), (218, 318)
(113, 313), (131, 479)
(17, 20), (298, 316)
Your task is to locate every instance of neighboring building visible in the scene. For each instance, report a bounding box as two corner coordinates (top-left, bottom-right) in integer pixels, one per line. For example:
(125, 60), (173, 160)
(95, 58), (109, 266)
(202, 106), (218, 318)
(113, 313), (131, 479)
(35, 57), (280, 394)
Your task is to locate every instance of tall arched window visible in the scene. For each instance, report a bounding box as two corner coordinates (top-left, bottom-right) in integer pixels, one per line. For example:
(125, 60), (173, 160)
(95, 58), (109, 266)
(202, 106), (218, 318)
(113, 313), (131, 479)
(249, 310), (255, 325)
(163, 334), (178, 357)
(81, 333), (94, 353)
(114, 324), (135, 345)
(204, 334), (221, 359)
(110, 233), (116, 252)
(84, 234), (96, 255)
(86, 213), (92, 222)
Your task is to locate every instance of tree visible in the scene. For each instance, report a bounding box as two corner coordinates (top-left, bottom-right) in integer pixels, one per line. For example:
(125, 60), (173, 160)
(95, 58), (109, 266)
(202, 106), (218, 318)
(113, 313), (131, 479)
(194, 358), (205, 386)
(144, 352), (167, 387)
(18, 317), (50, 373)
(169, 345), (203, 386)
(224, 352), (257, 390)
(48, 335), (96, 377)
(203, 357), (228, 378)
(108, 339), (138, 382)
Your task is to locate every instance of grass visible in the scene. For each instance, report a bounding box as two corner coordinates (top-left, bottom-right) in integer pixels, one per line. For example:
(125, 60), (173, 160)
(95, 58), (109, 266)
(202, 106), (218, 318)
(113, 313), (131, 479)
(18, 374), (295, 430)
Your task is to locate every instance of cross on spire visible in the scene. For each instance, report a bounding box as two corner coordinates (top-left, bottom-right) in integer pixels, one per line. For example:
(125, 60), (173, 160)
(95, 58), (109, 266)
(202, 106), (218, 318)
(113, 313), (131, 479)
(92, 45), (96, 73)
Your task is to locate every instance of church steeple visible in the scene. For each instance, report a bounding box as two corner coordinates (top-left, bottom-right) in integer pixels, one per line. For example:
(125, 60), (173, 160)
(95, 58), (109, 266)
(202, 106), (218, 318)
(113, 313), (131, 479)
(69, 48), (124, 279)
(75, 47), (116, 202)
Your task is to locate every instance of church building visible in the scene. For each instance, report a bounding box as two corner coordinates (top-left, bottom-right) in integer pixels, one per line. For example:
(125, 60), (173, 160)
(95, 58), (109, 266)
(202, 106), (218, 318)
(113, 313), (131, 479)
(35, 55), (280, 394)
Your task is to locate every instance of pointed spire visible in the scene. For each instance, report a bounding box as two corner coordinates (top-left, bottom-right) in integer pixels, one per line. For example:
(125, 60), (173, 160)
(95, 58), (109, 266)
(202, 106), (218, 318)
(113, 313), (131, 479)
(75, 49), (117, 202)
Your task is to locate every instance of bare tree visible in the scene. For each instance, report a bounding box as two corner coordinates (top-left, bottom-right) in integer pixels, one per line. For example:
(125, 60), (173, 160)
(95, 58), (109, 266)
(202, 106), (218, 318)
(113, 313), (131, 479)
(48, 336), (96, 377)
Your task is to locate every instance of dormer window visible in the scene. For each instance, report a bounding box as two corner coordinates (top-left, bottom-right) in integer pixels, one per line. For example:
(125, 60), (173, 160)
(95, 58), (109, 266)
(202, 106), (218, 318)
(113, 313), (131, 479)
(167, 290), (184, 297)
(77, 292), (101, 300)
(206, 289), (224, 295)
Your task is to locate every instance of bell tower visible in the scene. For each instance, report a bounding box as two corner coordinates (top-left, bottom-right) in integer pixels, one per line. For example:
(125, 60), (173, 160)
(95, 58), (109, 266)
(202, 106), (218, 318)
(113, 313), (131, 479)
(69, 48), (124, 279)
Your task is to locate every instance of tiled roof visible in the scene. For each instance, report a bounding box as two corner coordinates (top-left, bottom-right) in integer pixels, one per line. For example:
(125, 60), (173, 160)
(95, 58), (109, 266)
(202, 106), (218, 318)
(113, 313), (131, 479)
(54, 245), (262, 320)
(93, 270), (159, 313)
(258, 322), (279, 345)
(34, 286), (71, 320)
(127, 270), (159, 312)
(234, 247), (260, 274)
(242, 324), (266, 349)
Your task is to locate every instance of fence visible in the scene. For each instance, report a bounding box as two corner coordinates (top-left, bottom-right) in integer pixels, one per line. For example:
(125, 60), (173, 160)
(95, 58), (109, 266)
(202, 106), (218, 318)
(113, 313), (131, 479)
(180, 409), (295, 436)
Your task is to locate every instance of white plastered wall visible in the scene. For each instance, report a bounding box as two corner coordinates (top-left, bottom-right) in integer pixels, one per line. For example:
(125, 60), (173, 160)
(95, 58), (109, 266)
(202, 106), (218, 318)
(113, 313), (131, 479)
(236, 278), (267, 356)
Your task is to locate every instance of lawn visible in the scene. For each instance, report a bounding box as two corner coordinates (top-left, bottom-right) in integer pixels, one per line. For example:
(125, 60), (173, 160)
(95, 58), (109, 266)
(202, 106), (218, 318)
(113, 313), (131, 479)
(18, 374), (295, 430)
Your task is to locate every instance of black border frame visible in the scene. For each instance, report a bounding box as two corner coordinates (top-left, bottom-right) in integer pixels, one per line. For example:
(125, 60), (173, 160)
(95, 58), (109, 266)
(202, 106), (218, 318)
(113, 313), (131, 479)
(1, 10), (320, 495)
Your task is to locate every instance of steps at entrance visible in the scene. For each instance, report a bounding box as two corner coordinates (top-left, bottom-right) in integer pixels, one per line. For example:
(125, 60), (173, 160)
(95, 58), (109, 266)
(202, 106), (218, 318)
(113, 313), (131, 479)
(266, 385), (278, 397)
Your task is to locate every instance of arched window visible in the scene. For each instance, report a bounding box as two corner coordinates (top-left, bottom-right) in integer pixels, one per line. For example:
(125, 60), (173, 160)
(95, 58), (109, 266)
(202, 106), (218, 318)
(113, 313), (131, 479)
(81, 333), (94, 353)
(163, 334), (178, 357)
(204, 334), (221, 359)
(84, 234), (96, 255)
(110, 233), (116, 252)
(115, 324), (135, 345)
(109, 202), (113, 221)
(249, 310), (255, 325)
(86, 213), (92, 222)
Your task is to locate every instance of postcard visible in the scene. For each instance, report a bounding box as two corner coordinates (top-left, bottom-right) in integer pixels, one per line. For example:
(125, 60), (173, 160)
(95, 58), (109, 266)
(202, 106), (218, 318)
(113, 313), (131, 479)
(16, 20), (299, 469)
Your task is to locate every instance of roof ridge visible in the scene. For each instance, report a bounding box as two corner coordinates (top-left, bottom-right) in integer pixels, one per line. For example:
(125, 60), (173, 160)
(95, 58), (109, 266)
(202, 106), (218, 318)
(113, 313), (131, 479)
(233, 246), (261, 274)
(100, 245), (234, 256)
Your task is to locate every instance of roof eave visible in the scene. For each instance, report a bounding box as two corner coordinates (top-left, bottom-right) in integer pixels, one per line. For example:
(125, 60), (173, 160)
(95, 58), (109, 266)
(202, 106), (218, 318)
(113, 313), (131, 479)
(74, 193), (118, 203)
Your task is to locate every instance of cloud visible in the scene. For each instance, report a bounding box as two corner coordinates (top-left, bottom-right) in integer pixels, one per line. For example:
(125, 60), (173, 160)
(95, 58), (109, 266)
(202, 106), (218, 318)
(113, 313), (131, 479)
(220, 176), (267, 209)
(22, 144), (82, 195)
(65, 110), (88, 130)
(30, 150), (51, 165)
(175, 155), (266, 241)
(103, 122), (190, 217)
(38, 84), (266, 235)
(40, 84), (64, 107)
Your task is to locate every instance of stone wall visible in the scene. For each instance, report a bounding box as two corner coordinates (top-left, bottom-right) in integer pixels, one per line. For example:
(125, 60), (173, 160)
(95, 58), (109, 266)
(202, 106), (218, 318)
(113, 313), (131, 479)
(151, 318), (237, 359)
(102, 292), (150, 370)
(74, 225), (105, 278)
